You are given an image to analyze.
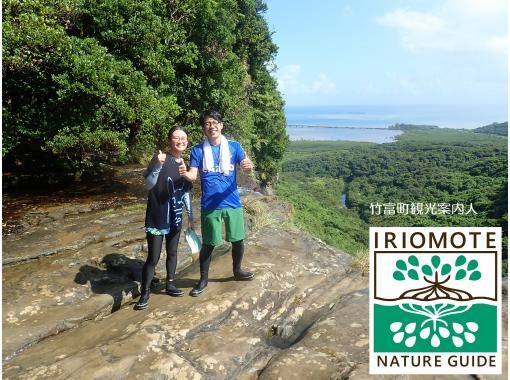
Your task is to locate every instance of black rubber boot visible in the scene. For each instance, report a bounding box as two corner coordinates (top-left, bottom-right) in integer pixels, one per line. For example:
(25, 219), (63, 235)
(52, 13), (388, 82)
(190, 278), (208, 297)
(134, 290), (150, 310)
(234, 270), (255, 281)
(190, 245), (213, 297)
(232, 240), (255, 281)
(165, 279), (184, 297)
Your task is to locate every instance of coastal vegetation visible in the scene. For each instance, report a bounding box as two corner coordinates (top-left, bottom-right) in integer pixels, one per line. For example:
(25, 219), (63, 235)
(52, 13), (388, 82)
(3, 0), (287, 187)
(473, 122), (508, 136)
(276, 126), (507, 268)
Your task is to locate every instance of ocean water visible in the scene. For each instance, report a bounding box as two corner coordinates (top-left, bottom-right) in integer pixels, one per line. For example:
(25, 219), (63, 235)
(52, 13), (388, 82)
(287, 125), (402, 143)
(286, 104), (507, 143)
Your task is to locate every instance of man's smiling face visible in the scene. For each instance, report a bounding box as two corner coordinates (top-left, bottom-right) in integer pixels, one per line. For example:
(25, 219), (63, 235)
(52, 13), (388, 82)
(202, 117), (223, 141)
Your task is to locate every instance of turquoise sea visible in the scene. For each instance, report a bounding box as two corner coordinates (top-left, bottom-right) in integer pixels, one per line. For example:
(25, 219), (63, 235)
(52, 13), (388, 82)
(286, 104), (507, 143)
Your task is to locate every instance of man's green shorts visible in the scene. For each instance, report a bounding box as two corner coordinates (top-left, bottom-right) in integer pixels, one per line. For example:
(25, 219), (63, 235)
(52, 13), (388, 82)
(201, 207), (245, 246)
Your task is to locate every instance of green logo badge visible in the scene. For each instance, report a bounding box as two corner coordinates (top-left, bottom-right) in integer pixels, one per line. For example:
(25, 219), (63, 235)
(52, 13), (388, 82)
(370, 227), (501, 374)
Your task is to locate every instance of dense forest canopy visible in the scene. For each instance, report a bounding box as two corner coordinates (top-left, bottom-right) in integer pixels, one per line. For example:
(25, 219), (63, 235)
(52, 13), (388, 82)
(277, 128), (508, 264)
(3, 0), (288, 186)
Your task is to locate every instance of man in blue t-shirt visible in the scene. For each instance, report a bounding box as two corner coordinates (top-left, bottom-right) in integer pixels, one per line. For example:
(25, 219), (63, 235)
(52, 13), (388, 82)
(179, 109), (255, 296)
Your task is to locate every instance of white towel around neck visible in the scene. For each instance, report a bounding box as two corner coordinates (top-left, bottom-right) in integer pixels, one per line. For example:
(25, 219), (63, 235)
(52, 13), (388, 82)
(203, 136), (231, 176)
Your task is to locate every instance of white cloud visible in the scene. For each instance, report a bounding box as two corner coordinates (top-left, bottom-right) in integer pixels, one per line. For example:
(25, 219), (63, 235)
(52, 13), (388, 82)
(340, 5), (353, 17)
(388, 72), (419, 96)
(275, 65), (337, 96)
(485, 35), (507, 54)
(377, 0), (507, 55)
(456, 0), (507, 15)
(378, 9), (445, 34)
(360, 82), (383, 96)
(311, 73), (337, 93)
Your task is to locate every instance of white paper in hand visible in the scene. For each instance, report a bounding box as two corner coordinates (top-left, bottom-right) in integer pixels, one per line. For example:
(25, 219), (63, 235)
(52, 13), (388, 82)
(185, 229), (202, 254)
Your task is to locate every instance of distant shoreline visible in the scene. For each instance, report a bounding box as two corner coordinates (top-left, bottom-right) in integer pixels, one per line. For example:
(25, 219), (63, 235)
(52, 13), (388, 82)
(286, 123), (404, 143)
(284, 104), (507, 130)
(287, 124), (392, 130)
(286, 122), (508, 143)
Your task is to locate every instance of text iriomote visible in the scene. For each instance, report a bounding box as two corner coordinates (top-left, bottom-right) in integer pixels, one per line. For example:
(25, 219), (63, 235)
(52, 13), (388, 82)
(373, 230), (498, 250)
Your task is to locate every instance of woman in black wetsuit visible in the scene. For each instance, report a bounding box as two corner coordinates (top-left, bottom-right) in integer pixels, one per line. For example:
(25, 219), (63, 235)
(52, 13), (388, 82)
(135, 126), (193, 310)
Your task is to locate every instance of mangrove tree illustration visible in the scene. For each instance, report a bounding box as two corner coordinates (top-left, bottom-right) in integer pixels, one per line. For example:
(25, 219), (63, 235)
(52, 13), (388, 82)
(392, 254), (481, 301)
(383, 254), (485, 349)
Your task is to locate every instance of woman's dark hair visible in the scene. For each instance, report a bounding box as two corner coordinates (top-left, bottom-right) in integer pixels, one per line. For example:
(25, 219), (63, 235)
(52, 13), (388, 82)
(199, 109), (222, 126)
(168, 126), (187, 139)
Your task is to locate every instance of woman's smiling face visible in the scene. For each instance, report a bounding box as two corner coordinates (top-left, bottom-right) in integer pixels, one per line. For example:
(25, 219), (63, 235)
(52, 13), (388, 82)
(169, 129), (188, 155)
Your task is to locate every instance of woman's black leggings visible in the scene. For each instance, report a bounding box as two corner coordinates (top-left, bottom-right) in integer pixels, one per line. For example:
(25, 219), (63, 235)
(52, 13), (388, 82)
(141, 230), (181, 291)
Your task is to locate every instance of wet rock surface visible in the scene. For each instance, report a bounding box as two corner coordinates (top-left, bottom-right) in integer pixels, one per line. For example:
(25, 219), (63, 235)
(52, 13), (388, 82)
(2, 166), (508, 379)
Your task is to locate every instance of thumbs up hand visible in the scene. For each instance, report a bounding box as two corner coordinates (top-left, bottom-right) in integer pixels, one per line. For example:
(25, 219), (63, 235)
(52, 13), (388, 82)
(177, 158), (187, 176)
(240, 157), (253, 173)
(157, 150), (166, 165)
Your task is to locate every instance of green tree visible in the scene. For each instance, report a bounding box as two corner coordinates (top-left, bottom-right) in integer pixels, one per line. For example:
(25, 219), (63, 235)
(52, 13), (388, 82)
(234, 0), (288, 189)
(3, 0), (288, 184)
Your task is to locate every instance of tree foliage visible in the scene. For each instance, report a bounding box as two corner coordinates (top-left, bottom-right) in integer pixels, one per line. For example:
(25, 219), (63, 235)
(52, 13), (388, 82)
(474, 122), (508, 136)
(277, 129), (508, 260)
(3, 0), (287, 182)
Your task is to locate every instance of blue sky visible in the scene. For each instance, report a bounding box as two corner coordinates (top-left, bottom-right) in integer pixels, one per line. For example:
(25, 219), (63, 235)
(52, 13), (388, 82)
(264, 0), (508, 106)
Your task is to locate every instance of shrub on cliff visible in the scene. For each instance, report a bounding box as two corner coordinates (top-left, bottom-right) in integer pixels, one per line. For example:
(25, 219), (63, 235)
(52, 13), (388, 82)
(3, 0), (287, 183)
